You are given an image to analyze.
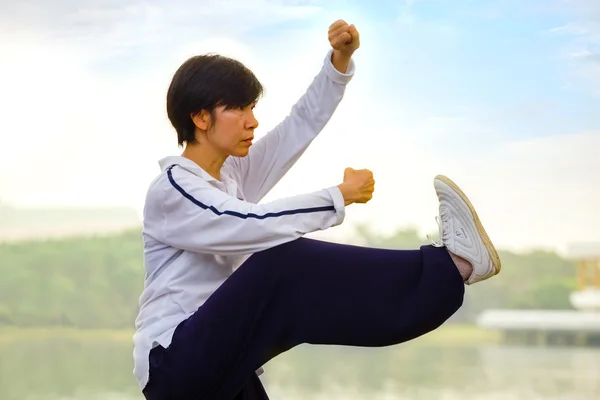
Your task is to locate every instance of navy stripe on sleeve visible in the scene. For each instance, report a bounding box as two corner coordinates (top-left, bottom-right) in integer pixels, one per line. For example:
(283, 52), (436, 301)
(167, 166), (335, 219)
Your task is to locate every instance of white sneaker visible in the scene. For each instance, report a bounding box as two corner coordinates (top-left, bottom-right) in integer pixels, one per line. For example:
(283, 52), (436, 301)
(430, 175), (501, 285)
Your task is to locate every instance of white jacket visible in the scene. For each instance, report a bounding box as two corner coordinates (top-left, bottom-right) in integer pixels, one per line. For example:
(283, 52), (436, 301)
(133, 49), (355, 390)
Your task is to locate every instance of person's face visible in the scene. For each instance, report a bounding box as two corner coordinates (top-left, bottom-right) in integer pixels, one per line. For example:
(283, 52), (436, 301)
(195, 103), (259, 158)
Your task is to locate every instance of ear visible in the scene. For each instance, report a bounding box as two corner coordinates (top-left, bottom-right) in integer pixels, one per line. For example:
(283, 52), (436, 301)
(191, 109), (212, 131)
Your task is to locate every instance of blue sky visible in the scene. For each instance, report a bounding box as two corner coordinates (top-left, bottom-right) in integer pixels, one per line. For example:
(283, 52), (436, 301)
(0, 0), (598, 252)
(320, 0), (598, 144)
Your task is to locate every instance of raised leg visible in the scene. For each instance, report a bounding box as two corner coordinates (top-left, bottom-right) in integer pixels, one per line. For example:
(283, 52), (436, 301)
(142, 238), (465, 400)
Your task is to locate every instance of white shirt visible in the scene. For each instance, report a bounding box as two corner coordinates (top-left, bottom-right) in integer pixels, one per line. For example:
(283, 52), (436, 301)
(133, 49), (355, 390)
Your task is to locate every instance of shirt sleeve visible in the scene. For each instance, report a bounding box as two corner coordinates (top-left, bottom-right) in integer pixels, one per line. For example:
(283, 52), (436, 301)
(144, 166), (346, 255)
(223, 49), (355, 203)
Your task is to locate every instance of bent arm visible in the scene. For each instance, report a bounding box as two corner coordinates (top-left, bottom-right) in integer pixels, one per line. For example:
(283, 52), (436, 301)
(145, 167), (346, 255)
(224, 49), (355, 203)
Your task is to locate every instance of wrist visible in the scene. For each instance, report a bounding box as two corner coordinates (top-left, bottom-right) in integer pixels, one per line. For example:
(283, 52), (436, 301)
(337, 183), (354, 206)
(331, 50), (352, 73)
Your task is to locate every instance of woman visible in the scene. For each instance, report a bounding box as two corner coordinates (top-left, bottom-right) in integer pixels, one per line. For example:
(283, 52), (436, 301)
(134, 19), (501, 400)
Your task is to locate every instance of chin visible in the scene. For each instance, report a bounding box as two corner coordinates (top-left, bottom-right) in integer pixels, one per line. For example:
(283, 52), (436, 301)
(231, 148), (250, 158)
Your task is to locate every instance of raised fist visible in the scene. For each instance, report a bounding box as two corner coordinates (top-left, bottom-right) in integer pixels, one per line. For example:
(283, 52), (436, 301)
(328, 20), (360, 58)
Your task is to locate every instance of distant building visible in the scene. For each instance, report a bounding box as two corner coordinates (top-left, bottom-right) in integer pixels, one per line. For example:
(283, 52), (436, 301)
(477, 242), (600, 347)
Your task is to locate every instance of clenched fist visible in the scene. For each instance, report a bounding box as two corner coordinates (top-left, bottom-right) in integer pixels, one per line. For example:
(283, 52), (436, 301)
(328, 20), (360, 73)
(337, 168), (375, 206)
(328, 20), (360, 57)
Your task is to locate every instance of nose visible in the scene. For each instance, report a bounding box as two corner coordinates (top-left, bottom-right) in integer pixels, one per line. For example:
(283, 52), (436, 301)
(246, 111), (259, 130)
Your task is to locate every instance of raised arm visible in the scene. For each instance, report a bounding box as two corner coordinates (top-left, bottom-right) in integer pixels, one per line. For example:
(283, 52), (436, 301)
(224, 20), (360, 203)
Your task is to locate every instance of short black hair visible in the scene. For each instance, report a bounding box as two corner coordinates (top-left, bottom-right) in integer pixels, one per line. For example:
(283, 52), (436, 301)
(166, 54), (264, 146)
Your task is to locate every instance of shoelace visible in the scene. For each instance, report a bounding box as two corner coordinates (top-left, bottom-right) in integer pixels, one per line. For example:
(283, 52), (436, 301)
(427, 209), (450, 248)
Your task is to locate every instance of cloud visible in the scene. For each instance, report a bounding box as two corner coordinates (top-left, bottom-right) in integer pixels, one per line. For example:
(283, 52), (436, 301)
(431, 130), (600, 252)
(267, 73), (600, 252)
(0, 0), (323, 65)
(549, 0), (600, 93)
(1, 0), (597, 252)
(559, 0), (600, 22)
(1, 0), (323, 32)
(312, 128), (600, 253)
(0, 0), (329, 208)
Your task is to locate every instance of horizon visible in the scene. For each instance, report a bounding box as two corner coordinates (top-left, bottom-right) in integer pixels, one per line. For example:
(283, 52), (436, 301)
(3, 202), (600, 257)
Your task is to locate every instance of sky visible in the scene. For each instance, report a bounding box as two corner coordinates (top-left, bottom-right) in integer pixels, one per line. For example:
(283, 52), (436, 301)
(0, 0), (599, 254)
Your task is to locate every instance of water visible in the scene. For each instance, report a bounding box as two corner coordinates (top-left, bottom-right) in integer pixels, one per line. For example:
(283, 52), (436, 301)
(1, 331), (599, 400)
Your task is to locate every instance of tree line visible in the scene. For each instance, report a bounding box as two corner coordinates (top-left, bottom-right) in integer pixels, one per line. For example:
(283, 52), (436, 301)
(0, 227), (577, 328)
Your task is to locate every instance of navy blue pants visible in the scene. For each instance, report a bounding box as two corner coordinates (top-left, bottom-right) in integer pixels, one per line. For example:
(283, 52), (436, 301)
(142, 238), (465, 400)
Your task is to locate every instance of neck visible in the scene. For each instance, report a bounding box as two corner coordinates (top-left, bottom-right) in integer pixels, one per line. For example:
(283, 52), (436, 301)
(182, 142), (227, 181)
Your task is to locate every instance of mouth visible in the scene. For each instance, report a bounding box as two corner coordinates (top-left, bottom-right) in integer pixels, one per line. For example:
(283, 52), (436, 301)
(242, 137), (254, 145)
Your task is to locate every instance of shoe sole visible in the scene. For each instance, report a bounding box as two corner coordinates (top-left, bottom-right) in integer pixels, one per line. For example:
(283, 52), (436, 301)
(434, 174), (502, 276)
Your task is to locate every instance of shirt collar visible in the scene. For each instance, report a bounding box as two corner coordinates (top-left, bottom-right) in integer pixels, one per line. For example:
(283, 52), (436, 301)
(159, 156), (227, 184)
